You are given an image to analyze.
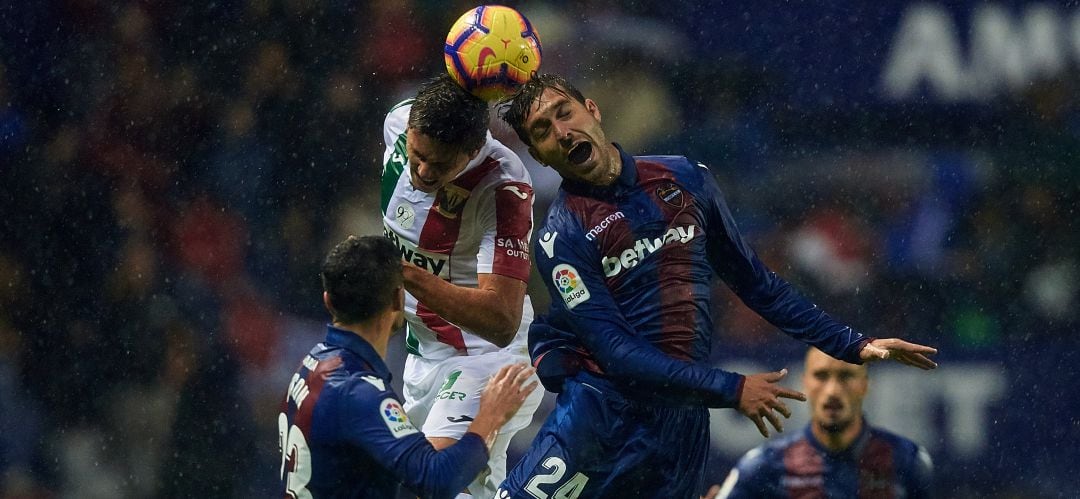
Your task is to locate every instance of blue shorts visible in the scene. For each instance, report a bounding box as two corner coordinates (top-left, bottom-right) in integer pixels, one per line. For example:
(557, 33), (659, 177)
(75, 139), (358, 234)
(497, 372), (711, 498)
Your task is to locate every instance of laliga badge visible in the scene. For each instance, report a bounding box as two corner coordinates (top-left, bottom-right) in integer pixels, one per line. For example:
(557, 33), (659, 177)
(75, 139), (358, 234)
(380, 398), (419, 438)
(552, 264), (590, 309)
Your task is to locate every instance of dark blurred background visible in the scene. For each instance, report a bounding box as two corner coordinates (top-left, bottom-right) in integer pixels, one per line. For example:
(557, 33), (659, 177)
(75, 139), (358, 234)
(0, 0), (1076, 497)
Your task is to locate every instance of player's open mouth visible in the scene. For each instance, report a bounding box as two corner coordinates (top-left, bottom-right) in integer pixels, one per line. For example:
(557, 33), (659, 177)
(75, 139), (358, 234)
(568, 142), (592, 165)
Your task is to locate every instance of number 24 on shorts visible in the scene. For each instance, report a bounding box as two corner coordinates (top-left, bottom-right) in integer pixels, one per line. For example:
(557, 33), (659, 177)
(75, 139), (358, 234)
(504, 457), (588, 499)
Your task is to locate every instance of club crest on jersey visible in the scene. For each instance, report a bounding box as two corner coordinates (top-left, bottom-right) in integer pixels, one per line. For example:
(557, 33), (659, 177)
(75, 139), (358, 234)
(656, 183), (685, 208)
(380, 398), (419, 438)
(435, 183), (469, 219)
(552, 264), (590, 309)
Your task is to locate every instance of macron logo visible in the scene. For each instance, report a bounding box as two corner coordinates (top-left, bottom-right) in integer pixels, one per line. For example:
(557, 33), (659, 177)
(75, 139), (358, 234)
(601, 225), (697, 277)
(585, 211), (625, 241)
(361, 375), (386, 392)
(539, 231), (557, 258)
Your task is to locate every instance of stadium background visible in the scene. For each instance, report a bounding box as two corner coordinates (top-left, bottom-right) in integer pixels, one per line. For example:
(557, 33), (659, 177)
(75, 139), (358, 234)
(1, 0), (1077, 497)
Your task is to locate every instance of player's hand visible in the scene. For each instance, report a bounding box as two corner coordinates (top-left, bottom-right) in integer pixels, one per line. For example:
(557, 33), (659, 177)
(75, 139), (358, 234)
(700, 484), (722, 499)
(859, 338), (938, 370)
(477, 362), (538, 426)
(737, 369), (806, 438)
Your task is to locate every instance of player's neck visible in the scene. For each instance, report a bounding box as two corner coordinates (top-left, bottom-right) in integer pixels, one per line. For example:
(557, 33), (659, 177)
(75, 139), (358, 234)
(597, 143), (622, 186)
(812, 417), (864, 453)
(335, 316), (394, 359)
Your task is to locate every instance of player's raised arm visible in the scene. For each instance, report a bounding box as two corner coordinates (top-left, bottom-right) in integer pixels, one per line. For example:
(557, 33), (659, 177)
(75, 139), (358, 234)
(696, 163), (939, 369)
(859, 337), (938, 369)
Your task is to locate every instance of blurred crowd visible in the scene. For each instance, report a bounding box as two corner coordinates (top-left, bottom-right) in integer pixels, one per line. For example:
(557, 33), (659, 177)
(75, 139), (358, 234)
(0, 1), (1076, 497)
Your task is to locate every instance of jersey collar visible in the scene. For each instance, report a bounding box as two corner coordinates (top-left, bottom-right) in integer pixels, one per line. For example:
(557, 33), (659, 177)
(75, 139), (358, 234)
(803, 416), (872, 459)
(325, 324), (392, 381)
(561, 143), (637, 199)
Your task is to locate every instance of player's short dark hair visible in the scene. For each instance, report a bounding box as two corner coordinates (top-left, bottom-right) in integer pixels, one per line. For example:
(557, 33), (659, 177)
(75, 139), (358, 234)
(408, 73), (489, 154)
(321, 235), (402, 324)
(501, 73), (586, 146)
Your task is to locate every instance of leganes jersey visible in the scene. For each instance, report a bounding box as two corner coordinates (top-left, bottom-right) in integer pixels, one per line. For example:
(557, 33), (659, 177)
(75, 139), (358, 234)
(380, 101), (533, 360)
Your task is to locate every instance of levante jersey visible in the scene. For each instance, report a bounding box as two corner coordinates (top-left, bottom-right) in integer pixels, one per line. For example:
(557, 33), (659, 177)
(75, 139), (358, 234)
(380, 101), (534, 360)
(530, 145), (870, 405)
(719, 424), (934, 498)
(278, 325), (489, 498)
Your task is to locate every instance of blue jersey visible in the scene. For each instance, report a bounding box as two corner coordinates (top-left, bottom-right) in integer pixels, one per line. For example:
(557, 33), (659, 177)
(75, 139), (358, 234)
(530, 145), (869, 405)
(278, 325), (488, 499)
(720, 424), (934, 498)
(499, 146), (873, 498)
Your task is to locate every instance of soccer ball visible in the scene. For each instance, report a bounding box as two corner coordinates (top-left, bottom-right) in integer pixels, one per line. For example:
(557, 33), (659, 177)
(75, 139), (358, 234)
(444, 5), (542, 102)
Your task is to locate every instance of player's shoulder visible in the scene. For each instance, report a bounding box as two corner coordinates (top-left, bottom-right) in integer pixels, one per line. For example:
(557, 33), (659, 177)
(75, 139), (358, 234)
(383, 99), (414, 136)
(634, 154), (702, 176)
(328, 362), (398, 413)
(636, 154), (715, 193)
(342, 370), (396, 399)
(735, 435), (791, 475)
(537, 190), (584, 232)
(750, 428), (808, 460)
(868, 425), (923, 456)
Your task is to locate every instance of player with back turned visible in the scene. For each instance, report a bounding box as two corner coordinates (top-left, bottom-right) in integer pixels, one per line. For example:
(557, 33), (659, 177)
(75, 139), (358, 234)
(494, 74), (938, 498)
(276, 235), (536, 499)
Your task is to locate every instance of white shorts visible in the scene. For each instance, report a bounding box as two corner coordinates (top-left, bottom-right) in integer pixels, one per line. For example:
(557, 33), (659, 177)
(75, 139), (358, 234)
(403, 350), (543, 497)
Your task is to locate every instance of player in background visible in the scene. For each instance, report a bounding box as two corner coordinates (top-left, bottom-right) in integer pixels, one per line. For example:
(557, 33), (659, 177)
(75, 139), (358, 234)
(495, 74), (938, 498)
(277, 235), (537, 498)
(705, 347), (933, 498)
(380, 74), (543, 497)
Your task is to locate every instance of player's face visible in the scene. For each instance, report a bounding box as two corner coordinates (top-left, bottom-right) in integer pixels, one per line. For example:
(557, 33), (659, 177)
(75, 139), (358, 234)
(523, 87), (620, 186)
(405, 127), (474, 193)
(803, 349), (868, 434)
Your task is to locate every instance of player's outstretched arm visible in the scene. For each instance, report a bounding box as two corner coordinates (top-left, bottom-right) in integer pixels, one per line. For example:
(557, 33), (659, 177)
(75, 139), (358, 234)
(859, 338), (938, 369)
(403, 262), (526, 347)
(465, 362), (538, 450)
(736, 368), (807, 438)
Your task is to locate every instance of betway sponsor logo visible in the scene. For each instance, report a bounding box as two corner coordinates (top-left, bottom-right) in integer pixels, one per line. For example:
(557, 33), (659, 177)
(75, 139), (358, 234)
(585, 211), (625, 241)
(384, 224), (450, 279)
(601, 225), (697, 277)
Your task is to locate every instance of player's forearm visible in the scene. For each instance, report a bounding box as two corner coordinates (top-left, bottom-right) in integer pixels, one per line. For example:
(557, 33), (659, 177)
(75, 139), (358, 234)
(403, 265), (521, 346)
(398, 433), (489, 499)
(464, 417), (502, 451)
(566, 313), (746, 407)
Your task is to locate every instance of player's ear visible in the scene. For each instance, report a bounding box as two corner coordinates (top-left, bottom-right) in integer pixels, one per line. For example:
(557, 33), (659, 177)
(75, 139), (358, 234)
(585, 98), (601, 122)
(392, 286), (405, 312)
(323, 291), (337, 319)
